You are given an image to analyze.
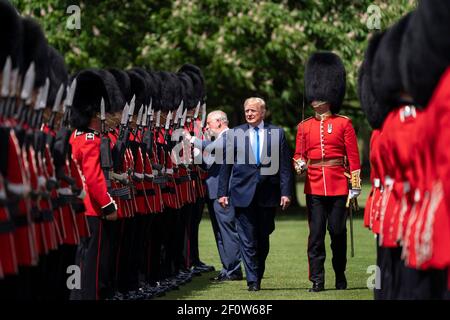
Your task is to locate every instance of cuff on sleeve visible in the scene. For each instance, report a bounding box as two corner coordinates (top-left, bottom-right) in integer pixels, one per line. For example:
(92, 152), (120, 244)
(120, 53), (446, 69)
(101, 201), (117, 216)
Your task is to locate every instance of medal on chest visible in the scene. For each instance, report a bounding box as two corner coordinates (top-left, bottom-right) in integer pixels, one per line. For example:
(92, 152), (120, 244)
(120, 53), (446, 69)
(327, 123), (333, 134)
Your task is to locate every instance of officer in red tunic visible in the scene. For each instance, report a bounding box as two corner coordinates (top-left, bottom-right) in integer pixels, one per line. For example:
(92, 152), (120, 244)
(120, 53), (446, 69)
(294, 52), (361, 292)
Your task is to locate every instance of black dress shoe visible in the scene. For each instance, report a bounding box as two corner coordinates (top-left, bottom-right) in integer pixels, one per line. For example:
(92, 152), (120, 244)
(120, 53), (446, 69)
(248, 283), (260, 291)
(335, 273), (347, 290)
(210, 273), (226, 281)
(227, 273), (243, 281)
(308, 283), (325, 292)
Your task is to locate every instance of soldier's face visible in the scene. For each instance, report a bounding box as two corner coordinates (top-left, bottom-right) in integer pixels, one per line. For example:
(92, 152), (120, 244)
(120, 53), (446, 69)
(244, 103), (265, 126)
(311, 101), (331, 114)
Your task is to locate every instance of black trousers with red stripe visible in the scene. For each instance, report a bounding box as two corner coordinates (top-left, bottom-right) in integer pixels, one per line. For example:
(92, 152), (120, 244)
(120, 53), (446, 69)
(306, 195), (347, 285)
(70, 216), (114, 300)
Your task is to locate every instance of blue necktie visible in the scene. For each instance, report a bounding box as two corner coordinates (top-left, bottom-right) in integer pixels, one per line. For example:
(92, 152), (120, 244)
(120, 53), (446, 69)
(254, 127), (260, 166)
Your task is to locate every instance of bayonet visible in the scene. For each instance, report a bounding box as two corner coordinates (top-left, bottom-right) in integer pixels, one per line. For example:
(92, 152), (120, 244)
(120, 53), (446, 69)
(164, 111), (172, 130)
(155, 110), (161, 128)
(100, 97), (106, 134)
(38, 78), (50, 110)
(121, 103), (129, 126)
(174, 100), (183, 125)
(52, 84), (64, 113)
(21, 62), (35, 103)
(141, 106), (148, 127)
(180, 108), (187, 127)
(48, 84), (64, 130)
(193, 101), (200, 120)
(10, 69), (19, 96)
(1, 56), (11, 98)
(136, 104), (144, 128)
(200, 102), (207, 128)
(60, 78), (77, 129)
(34, 78), (50, 128)
(100, 97), (106, 121)
(0, 57), (11, 116)
(128, 94), (136, 120)
(67, 78), (77, 107)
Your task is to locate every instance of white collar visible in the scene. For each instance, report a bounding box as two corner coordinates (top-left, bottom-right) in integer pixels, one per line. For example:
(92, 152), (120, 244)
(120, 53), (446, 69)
(250, 120), (264, 130)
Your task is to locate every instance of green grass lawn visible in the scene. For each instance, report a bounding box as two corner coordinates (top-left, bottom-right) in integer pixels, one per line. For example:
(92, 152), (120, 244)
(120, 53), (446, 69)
(159, 183), (376, 300)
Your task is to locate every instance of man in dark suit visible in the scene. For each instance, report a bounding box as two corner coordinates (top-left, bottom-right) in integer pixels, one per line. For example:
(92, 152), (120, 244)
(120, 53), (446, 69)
(218, 98), (293, 291)
(185, 110), (243, 282)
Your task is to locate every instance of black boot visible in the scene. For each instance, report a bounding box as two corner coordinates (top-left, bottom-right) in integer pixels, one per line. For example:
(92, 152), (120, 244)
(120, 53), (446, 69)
(335, 273), (347, 290)
(308, 282), (325, 292)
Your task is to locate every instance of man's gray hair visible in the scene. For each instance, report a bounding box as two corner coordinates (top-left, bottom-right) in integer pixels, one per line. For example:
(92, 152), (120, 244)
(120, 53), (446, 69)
(208, 110), (229, 125)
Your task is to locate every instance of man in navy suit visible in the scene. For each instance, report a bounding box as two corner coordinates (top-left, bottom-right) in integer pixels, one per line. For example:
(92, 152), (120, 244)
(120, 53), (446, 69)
(218, 98), (293, 291)
(185, 110), (243, 282)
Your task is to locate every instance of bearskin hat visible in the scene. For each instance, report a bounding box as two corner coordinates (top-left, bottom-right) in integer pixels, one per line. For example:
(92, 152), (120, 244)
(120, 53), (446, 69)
(146, 70), (161, 110)
(21, 17), (49, 88)
(0, 0), (23, 69)
(400, 1), (450, 107)
(304, 52), (346, 114)
(372, 13), (411, 109)
(159, 71), (182, 112)
(358, 32), (390, 129)
(47, 47), (68, 108)
(178, 64), (206, 105)
(177, 72), (196, 109)
(126, 70), (148, 115)
(108, 68), (132, 104)
(70, 69), (124, 129)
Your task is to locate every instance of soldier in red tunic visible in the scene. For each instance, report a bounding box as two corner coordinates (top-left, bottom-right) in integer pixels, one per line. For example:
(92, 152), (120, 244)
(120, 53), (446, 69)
(294, 52), (361, 292)
(69, 69), (124, 300)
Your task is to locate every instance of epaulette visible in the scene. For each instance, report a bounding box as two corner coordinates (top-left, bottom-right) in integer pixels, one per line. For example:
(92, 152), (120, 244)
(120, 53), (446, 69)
(299, 117), (313, 125)
(336, 114), (350, 120)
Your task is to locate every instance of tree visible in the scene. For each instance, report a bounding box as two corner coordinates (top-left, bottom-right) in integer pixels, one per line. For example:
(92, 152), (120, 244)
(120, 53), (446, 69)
(13, 0), (416, 161)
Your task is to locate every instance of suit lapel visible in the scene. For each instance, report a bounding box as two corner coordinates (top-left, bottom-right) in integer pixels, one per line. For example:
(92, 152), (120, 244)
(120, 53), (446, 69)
(244, 124), (257, 167)
(261, 123), (271, 165)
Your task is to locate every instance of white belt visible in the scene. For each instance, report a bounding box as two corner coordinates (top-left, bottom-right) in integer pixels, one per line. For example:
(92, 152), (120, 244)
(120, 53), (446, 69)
(7, 182), (30, 196)
(384, 176), (394, 187)
(57, 187), (74, 196)
(403, 181), (410, 193)
(374, 178), (381, 188)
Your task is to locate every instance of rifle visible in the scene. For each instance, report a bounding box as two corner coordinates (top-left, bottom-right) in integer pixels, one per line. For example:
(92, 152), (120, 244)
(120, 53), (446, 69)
(0, 56), (11, 116)
(53, 79), (77, 187)
(99, 98), (113, 190)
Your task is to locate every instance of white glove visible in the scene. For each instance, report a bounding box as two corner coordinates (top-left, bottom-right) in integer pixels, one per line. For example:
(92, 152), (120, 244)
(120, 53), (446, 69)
(349, 189), (361, 199)
(294, 159), (306, 174)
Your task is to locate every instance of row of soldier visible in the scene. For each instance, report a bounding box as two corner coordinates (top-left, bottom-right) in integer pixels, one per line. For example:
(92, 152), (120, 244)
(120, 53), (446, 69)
(0, 0), (214, 300)
(359, 1), (450, 299)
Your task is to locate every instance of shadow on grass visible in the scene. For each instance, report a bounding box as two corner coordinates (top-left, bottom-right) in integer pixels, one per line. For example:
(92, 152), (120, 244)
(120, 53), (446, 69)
(156, 271), (220, 300)
(261, 287), (368, 291)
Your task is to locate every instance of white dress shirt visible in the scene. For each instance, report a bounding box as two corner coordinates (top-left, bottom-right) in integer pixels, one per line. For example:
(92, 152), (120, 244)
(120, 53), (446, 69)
(249, 120), (265, 159)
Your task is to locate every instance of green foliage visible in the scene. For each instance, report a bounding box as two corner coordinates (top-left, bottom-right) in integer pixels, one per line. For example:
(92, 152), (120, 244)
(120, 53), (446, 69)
(12, 0), (416, 146)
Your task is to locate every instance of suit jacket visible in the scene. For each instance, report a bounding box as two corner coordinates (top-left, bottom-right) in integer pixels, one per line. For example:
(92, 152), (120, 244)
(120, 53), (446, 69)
(218, 122), (293, 208)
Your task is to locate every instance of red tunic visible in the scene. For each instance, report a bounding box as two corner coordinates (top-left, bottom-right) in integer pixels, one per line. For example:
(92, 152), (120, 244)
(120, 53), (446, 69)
(402, 67), (450, 270)
(364, 129), (382, 231)
(69, 129), (117, 217)
(294, 114), (361, 196)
